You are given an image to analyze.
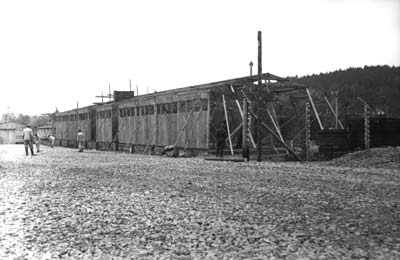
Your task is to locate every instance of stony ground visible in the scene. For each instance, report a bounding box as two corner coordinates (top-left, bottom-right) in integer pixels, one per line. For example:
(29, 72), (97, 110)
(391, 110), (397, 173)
(0, 145), (399, 260)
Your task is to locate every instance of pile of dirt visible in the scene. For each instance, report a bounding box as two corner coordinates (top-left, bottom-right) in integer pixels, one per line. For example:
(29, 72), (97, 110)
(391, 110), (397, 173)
(326, 146), (400, 169)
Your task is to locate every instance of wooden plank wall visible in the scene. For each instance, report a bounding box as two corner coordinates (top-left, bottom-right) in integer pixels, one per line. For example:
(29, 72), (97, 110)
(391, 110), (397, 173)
(118, 91), (209, 149)
(55, 107), (93, 142)
(0, 130), (15, 144)
(95, 104), (113, 143)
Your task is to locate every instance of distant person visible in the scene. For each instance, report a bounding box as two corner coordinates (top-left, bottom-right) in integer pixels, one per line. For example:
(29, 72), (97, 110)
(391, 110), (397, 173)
(216, 123), (228, 157)
(48, 135), (55, 148)
(22, 125), (35, 156)
(77, 129), (85, 152)
(34, 133), (41, 153)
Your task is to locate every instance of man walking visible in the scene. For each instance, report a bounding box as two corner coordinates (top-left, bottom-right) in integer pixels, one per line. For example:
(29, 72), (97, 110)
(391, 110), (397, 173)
(22, 125), (35, 156)
(77, 129), (85, 152)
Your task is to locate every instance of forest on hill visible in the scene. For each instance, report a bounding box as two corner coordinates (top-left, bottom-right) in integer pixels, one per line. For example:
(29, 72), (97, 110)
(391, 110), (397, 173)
(294, 65), (400, 118)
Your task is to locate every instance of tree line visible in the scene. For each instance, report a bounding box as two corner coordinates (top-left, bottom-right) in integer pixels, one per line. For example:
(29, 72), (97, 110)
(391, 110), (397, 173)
(294, 65), (400, 117)
(0, 113), (53, 127)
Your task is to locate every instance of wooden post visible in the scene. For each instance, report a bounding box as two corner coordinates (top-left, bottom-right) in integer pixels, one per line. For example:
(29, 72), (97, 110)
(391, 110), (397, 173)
(305, 102), (311, 161)
(76, 101), (79, 132)
(222, 94), (234, 155)
(306, 88), (324, 130)
(109, 83), (111, 102)
(257, 31), (262, 162)
(230, 85), (256, 148)
(364, 102), (370, 149)
(242, 99), (249, 160)
(206, 94), (210, 150)
(357, 97), (370, 150)
(250, 110), (303, 162)
(324, 95), (344, 129)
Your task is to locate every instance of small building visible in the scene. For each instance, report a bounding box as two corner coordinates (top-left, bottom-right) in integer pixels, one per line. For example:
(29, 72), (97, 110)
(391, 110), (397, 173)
(0, 122), (24, 144)
(36, 124), (55, 138)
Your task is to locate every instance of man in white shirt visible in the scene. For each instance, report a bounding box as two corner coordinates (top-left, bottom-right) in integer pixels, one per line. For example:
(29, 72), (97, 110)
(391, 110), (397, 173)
(77, 129), (85, 152)
(22, 125), (35, 156)
(48, 135), (55, 148)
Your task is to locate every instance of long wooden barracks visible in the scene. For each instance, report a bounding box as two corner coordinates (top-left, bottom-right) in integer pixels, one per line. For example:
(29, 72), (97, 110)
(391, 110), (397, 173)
(53, 73), (310, 159)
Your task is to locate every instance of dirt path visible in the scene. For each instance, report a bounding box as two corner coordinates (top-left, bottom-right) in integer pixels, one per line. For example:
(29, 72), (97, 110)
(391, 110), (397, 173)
(0, 144), (399, 259)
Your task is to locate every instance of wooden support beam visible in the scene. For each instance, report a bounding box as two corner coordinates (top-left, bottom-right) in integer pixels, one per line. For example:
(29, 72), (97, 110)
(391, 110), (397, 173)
(305, 88), (324, 130)
(257, 30), (263, 162)
(226, 122), (243, 142)
(249, 110), (303, 162)
(323, 96), (344, 129)
(230, 85), (256, 148)
(222, 94), (234, 155)
(174, 108), (194, 147)
(267, 108), (284, 143)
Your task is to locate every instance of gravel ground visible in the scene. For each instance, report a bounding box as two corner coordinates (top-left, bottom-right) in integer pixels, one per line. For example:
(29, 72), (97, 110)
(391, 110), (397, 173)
(0, 144), (399, 259)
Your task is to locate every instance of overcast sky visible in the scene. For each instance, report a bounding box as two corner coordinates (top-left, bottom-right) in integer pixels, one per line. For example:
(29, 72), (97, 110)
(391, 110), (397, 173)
(0, 0), (399, 116)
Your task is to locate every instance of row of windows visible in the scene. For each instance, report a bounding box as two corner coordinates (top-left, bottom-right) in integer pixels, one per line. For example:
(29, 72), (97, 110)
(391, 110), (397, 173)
(56, 113), (90, 122)
(55, 99), (209, 121)
(119, 99), (208, 118)
(97, 110), (112, 119)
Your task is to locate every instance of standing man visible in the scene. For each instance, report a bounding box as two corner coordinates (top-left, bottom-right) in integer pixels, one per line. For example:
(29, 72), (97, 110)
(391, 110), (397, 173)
(22, 125), (35, 156)
(77, 129), (85, 152)
(34, 133), (41, 153)
(216, 122), (228, 157)
(48, 135), (55, 148)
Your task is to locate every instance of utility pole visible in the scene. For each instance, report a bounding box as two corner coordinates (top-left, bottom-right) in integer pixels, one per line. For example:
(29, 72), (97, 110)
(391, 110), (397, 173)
(109, 83), (112, 102)
(242, 99), (249, 160)
(256, 31), (262, 162)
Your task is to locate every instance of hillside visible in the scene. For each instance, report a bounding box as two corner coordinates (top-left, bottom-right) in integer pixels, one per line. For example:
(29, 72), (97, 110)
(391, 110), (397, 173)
(293, 65), (400, 118)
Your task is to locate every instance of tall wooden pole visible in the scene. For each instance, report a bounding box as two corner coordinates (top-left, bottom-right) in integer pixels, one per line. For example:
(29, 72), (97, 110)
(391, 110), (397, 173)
(242, 99), (249, 160)
(305, 102), (311, 161)
(364, 102), (370, 149)
(257, 31), (262, 162)
(109, 83), (111, 102)
(357, 97), (370, 150)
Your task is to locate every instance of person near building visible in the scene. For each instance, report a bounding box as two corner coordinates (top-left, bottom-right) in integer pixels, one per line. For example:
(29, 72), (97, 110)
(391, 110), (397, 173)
(48, 135), (55, 148)
(34, 133), (41, 153)
(22, 125), (35, 156)
(77, 129), (85, 152)
(216, 122), (228, 157)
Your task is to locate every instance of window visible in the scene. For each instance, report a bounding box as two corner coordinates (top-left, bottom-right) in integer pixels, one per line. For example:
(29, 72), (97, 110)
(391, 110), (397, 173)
(136, 106), (140, 116)
(202, 99), (208, 111)
(157, 104), (161, 114)
(186, 100), (193, 112)
(194, 100), (201, 112)
(171, 102), (177, 113)
(179, 101), (186, 112)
